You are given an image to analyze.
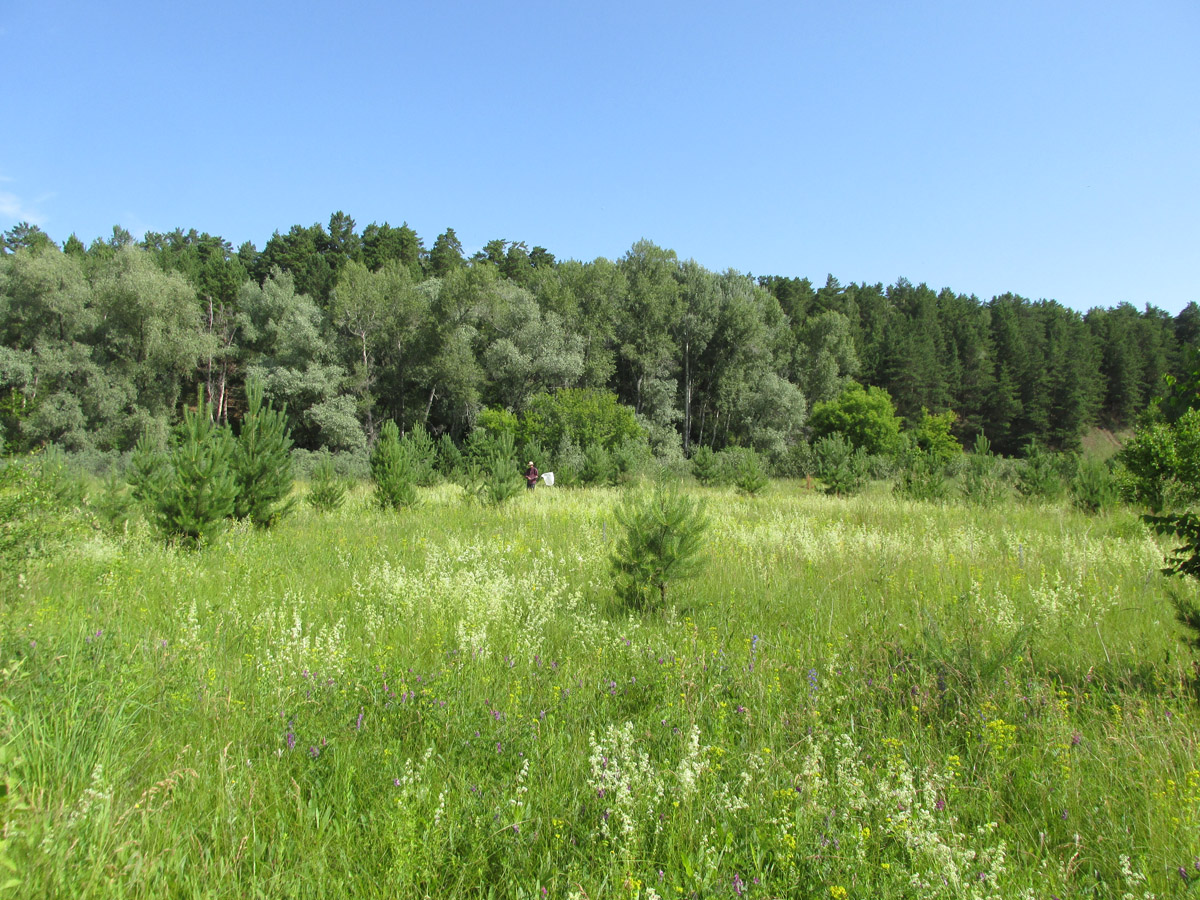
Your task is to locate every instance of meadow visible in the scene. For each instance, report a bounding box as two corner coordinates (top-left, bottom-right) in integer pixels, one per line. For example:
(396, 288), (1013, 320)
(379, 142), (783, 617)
(3, 480), (1199, 899)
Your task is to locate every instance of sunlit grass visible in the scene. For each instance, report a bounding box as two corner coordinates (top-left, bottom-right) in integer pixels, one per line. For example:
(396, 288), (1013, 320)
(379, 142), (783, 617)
(3, 480), (1198, 898)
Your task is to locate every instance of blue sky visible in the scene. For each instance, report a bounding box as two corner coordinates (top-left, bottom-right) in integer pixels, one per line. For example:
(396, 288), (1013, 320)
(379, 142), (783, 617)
(2, 1), (1196, 312)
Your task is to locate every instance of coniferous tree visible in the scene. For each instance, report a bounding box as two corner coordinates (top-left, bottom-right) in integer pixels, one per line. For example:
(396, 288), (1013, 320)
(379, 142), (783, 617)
(307, 451), (347, 513)
(611, 482), (708, 611)
(370, 420), (417, 509)
(231, 377), (295, 526)
(130, 391), (237, 547)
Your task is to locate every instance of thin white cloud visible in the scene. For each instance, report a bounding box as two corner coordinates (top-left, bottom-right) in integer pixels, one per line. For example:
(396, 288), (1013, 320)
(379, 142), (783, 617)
(0, 183), (46, 227)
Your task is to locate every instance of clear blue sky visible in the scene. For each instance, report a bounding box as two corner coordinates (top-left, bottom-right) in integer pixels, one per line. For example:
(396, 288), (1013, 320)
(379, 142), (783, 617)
(2, 1), (1196, 313)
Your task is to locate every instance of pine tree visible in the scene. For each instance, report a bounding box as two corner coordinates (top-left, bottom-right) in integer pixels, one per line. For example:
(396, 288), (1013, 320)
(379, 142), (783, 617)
(689, 445), (720, 486)
(370, 420), (417, 509)
(733, 449), (769, 496)
(307, 451), (347, 513)
(131, 392), (237, 547)
(611, 482), (708, 611)
(232, 378), (295, 526)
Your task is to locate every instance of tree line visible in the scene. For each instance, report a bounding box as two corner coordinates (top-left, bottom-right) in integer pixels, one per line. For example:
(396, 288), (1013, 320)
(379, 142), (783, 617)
(2, 214), (1195, 464)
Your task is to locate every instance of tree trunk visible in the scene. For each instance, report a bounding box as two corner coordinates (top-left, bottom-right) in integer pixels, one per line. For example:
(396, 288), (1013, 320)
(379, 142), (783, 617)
(424, 386), (437, 425)
(683, 340), (691, 455)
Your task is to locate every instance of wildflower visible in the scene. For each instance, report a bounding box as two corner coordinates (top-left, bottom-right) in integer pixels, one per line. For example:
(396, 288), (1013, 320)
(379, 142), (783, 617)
(733, 873), (745, 895)
(830, 886), (847, 899)
(355, 709), (364, 730)
(309, 745), (320, 759)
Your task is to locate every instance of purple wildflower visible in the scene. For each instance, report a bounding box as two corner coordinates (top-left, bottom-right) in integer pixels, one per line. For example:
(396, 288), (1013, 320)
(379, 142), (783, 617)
(733, 872), (745, 896)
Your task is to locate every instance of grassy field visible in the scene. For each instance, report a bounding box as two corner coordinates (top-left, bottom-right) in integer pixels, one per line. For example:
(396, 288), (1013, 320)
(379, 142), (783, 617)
(3, 480), (1199, 898)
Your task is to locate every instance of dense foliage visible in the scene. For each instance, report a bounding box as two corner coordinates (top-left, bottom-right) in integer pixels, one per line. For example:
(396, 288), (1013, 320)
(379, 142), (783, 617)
(3, 217), (1196, 467)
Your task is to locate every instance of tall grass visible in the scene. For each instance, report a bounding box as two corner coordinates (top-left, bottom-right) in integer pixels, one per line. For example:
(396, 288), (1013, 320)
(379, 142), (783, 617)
(2, 481), (1198, 898)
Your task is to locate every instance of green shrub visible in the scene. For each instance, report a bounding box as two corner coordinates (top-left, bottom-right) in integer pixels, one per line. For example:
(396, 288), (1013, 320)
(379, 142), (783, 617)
(689, 446), (720, 486)
(808, 383), (903, 456)
(1072, 457), (1118, 514)
(92, 469), (139, 534)
(1116, 407), (1200, 512)
(307, 451), (348, 513)
(0, 450), (86, 569)
(812, 433), (868, 496)
(1016, 441), (1067, 502)
(520, 388), (644, 455)
(962, 435), (1008, 505)
(777, 441), (814, 479)
(435, 434), (463, 478)
(732, 449), (769, 496)
(613, 436), (653, 483)
(908, 408), (962, 464)
(129, 397), (238, 547)
(231, 379), (295, 527)
(610, 482), (708, 611)
(552, 436), (585, 488)
(1144, 511), (1200, 652)
(401, 425), (439, 486)
(482, 433), (523, 506)
(581, 444), (616, 486)
(895, 452), (950, 502)
(370, 420), (417, 510)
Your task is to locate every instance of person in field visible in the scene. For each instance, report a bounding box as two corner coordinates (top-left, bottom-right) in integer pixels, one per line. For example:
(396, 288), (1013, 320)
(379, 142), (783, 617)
(525, 461), (539, 491)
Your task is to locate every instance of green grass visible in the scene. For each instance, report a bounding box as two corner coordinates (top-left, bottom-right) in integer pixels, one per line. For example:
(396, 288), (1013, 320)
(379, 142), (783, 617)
(3, 480), (1199, 898)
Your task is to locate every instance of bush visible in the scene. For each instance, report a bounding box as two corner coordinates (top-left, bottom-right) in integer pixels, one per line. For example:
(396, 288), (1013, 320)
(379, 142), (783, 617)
(435, 434), (463, 478)
(613, 436), (653, 483)
(808, 383), (903, 456)
(128, 398), (238, 547)
(521, 388), (644, 456)
(895, 452), (950, 502)
(370, 420), (418, 510)
(732, 449), (769, 496)
(1116, 407), (1200, 512)
(581, 444), (616, 487)
(460, 432), (522, 507)
(307, 451), (348, 513)
(812, 434), (868, 496)
(0, 450), (87, 569)
(908, 408), (962, 464)
(400, 425), (439, 486)
(1144, 511), (1200, 652)
(777, 441), (814, 479)
(291, 448), (370, 481)
(610, 482), (708, 611)
(962, 435), (1008, 506)
(552, 436), (585, 488)
(1016, 442), (1067, 502)
(231, 379), (295, 527)
(92, 469), (139, 534)
(689, 446), (720, 486)
(1072, 457), (1118, 514)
